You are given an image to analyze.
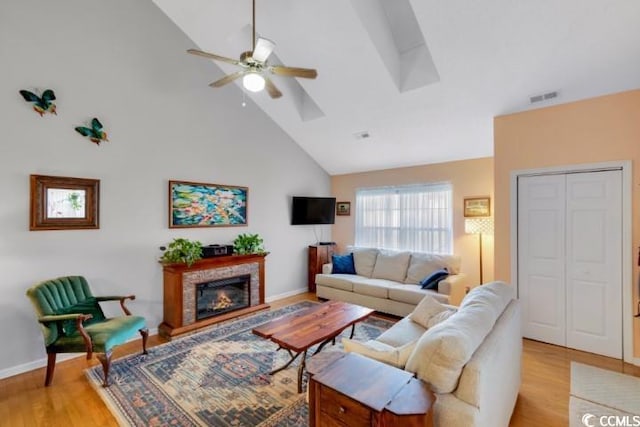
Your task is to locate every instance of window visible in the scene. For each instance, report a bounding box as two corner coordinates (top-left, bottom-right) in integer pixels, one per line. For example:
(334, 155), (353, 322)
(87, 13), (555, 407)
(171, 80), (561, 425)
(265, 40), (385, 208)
(354, 183), (452, 253)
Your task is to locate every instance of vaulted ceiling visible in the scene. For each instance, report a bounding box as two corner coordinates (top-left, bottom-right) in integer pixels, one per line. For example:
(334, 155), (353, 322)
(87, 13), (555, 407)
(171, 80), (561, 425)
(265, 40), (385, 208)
(153, 0), (640, 175)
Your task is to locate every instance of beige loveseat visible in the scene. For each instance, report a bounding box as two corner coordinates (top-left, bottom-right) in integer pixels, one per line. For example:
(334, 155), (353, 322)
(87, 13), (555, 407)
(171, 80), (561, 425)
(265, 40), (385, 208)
(315, 246), (469, 314)
(343, 281), (521, 427)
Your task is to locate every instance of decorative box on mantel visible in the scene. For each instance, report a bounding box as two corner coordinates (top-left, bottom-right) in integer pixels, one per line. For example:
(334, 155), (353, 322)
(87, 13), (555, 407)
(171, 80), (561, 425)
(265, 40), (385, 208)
(159, 254), (269, 339)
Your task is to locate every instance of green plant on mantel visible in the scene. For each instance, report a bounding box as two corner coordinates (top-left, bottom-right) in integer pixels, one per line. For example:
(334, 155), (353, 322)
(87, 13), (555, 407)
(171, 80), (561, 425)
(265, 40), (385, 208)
(233, 233), (266, 255)
(160, 238), (203, 266)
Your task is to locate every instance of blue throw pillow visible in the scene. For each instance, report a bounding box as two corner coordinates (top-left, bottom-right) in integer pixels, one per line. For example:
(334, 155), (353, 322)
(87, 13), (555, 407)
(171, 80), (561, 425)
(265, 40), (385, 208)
(332, 253), (356, 274)
(419, 268), (449, 290)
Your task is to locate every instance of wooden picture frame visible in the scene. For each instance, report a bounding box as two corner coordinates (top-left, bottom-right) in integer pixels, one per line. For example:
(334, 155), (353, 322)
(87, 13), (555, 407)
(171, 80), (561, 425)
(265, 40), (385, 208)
(464, 197), (490, 217)
(30, 174), (100, 230)
(169, 180), (248, 228)
(336, 201), (351, 216)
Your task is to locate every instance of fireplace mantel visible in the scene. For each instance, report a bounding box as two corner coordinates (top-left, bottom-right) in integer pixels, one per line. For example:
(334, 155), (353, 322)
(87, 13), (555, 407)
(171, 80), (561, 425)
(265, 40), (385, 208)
(159, 254), (269, 338)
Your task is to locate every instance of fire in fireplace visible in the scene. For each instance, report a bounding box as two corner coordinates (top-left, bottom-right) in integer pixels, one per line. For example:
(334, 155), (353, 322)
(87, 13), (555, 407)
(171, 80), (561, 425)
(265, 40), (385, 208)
(196, 274), (251, 320)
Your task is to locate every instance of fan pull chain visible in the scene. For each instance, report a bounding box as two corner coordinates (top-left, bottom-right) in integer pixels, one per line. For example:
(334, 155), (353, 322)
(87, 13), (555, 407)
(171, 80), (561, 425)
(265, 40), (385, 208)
(242, 89), (247, 108)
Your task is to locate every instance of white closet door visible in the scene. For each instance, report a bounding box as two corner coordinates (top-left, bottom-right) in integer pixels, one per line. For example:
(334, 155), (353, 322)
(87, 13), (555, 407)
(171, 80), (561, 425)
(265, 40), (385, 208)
(518, 170), (623, 358)
(518, 174), (566, 346)
(565, 171), (622, 358)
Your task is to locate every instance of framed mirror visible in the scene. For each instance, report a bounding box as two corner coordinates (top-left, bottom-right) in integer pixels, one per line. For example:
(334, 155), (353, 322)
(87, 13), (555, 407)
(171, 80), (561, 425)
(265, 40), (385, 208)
(30, 174), (100, 230)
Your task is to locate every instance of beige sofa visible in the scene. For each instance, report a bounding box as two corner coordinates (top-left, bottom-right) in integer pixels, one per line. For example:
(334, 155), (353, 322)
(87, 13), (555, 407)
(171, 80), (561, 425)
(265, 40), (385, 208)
(315, 246), (469, 314)
(343, 281), (521, 427)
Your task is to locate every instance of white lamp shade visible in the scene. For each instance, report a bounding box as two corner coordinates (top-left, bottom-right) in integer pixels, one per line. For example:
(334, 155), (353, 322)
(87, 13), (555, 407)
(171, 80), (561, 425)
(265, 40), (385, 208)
(242, 72), (265, 92)
(465, 217), (494, 235)
(252, 37), (276, 63)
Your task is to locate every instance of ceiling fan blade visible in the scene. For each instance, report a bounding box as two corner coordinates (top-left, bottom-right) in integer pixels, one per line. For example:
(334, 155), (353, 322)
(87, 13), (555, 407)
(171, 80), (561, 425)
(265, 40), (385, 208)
(264, 77), (282, 99)
(209, 71), (245, 88)
(270, 66), (318, 79)
(187, 49), (242, 66)
(252, 37), (276, 63)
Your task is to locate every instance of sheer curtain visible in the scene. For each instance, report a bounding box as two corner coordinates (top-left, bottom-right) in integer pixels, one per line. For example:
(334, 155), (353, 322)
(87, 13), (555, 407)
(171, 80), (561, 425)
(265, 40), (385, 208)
(354, 183), (452, 253)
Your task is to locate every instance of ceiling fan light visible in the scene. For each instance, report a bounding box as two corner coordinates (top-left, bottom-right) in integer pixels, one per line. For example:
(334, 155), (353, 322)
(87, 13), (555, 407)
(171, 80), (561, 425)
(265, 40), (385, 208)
(243, 72), (265, 92)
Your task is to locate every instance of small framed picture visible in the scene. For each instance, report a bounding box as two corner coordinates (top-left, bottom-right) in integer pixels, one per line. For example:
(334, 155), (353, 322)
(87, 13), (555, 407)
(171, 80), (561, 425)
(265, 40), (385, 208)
(336, 201), (351, 216)
(464, 197), (490, 217)
(30, 174), (100, 230)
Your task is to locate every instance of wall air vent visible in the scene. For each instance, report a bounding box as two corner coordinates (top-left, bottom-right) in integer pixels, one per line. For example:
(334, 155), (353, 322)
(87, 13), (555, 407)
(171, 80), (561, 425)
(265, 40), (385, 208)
(530, 90), (559, 104)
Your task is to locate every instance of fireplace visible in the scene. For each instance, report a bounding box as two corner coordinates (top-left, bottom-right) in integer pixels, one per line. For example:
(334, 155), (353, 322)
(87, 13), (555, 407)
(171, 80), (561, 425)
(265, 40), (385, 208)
(196, 274), (251, 321)
(160, 254), (268, 339)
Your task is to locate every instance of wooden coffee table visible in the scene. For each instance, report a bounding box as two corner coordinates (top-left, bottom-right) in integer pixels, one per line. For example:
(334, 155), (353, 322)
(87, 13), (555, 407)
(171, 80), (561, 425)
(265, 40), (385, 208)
(252, 301), (375, 393)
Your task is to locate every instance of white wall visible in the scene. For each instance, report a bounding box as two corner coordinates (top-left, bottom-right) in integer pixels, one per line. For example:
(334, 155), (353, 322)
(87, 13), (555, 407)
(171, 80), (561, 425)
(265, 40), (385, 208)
(0, 0), (330, 377)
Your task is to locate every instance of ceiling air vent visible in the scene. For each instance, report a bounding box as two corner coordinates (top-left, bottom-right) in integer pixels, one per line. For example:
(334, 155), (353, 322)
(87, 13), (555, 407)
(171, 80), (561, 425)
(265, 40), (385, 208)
(354, 131), (371, 140)
(530, 90), (559, 104)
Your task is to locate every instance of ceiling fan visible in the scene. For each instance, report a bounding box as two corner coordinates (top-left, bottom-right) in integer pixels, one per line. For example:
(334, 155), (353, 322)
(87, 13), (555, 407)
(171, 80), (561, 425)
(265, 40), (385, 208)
(187, 0), (318, 99)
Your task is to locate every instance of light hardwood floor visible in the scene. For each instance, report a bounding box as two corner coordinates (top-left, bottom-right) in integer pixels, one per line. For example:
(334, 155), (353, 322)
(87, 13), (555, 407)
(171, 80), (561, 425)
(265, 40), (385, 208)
(2, 293), (638, 426)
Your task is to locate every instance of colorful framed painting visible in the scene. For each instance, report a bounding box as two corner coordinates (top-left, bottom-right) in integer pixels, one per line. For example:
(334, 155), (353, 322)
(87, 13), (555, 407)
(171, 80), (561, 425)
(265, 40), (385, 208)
(169, 180), (248, 228)
(336, 201), (351, 216)
(463, 197), (491, 217)
(30, 174), (100, 230)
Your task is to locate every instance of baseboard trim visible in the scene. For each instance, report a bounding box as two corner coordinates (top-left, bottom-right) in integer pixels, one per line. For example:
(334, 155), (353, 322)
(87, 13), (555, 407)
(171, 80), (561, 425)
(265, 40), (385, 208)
(0, 353), (83, 381)
(0, 327), (158, 380)
(265, 287), (308, 303)
(5, 289), (312, 381)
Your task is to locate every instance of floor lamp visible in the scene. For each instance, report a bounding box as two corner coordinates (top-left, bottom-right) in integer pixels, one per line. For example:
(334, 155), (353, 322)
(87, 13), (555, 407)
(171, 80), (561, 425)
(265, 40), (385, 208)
(465, 217), (494, 285)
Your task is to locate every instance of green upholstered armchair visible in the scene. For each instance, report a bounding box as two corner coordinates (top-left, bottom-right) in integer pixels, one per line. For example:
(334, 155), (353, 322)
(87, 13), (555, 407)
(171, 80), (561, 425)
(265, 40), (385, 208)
(26, 276), (148, 387)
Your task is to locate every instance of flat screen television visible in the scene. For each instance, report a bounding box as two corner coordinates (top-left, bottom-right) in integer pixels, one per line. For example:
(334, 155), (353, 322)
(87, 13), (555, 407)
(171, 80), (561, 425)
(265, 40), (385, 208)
(291, 196), (336, 225)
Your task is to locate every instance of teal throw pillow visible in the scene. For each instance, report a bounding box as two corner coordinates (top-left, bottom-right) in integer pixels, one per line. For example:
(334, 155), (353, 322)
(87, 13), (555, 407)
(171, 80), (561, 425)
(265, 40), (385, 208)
(332, 253), (356, 274)
(420, 268), (449, 290)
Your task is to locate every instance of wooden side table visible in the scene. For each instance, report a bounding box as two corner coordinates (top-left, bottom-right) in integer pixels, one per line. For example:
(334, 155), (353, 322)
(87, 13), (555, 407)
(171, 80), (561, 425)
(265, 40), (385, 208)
(307, 352), (435, 427)
(308, 244), (336, 292)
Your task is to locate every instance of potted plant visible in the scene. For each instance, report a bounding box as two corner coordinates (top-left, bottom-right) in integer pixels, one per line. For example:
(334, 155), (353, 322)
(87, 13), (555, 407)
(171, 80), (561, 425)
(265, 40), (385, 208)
(233, 233), (266, 255)
(160, 238), (203, 266)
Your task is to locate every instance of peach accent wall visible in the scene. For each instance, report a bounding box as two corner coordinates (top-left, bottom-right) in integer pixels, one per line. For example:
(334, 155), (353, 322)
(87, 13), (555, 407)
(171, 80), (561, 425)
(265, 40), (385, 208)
(331, 157), (494, 288)
(494, 89), (640, 356)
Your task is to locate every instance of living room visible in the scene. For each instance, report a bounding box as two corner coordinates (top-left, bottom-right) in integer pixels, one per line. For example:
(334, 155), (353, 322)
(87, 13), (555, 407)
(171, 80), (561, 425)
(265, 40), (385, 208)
(2, 0), (640, 426)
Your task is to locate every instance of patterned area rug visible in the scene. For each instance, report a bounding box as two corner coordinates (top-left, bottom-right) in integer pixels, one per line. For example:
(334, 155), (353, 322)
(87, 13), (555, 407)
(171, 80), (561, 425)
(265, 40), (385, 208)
(85, 301), (392, 426)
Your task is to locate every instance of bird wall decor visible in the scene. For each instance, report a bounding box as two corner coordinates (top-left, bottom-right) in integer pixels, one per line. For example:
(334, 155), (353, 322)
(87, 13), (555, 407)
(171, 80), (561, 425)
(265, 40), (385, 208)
(75, 118), (108, 145)
(19, 89), (57, 116)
